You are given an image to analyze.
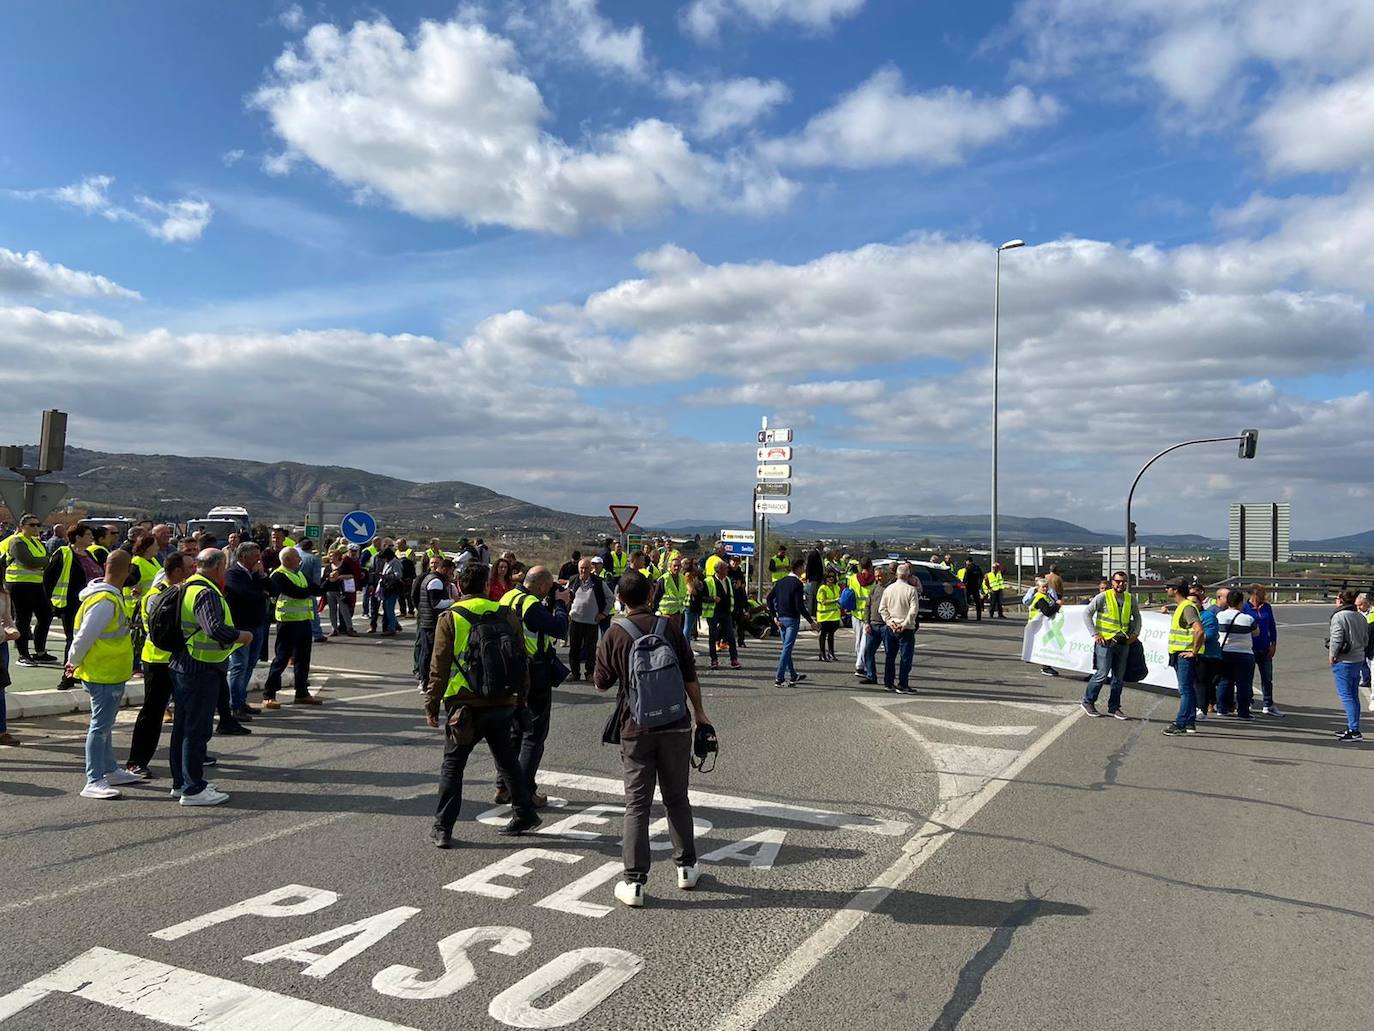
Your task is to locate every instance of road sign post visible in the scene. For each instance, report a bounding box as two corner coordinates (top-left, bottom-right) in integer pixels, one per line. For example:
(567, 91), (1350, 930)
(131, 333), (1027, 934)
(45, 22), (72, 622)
(608, 504), (639, 552)
(0, 409), (68, 520)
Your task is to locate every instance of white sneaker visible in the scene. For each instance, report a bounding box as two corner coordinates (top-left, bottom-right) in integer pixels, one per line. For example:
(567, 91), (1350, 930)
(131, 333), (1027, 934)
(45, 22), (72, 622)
(1262, 706), (1284, 717)
(80, 779), (120, 800)
(614, 881), (645, 908)
(106, 768), (144, 786)
(180, 785), (229, 807)
(1195, 708), (1207, 721)
(677, 864), (700, 890)
(169, 786), (183, 799)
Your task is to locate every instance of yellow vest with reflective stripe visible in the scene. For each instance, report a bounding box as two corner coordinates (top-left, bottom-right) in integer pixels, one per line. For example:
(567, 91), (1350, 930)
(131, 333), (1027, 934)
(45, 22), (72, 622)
(985, 571), (1005, 591)
(656, 573), (687, 616)
(445, 597), (504, 698)
(500, 587), (549, 657)
(609, 552), (628, 576)
(1169, 600), (1199, 654)
(1094, 590), (1134, 637)
(701, 577), (719, 619)
(816, 583), (842, 622)
(769, 555), (789, 582)
(124, 555), (161, 616)
(141, 580), (173, 664)
(1027, 591), (1051, 620)
(957, 568), (967, 581)
(274, 568), (314, 621)
(73, 586), (133, 684)
(50, 545), (75, 608)
(180, 574), (239, 664)
(5, 534), (45, 584)
(847, 573), (871, 615)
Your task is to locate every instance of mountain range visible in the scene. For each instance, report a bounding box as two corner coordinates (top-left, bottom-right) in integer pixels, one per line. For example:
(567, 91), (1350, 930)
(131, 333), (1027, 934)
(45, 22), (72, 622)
(3, 446), (1369, 554)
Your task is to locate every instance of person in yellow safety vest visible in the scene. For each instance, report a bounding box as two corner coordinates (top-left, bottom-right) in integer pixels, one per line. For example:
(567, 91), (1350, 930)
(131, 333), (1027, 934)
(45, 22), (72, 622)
(124, 553), (192, 779)
(87, 525), (111, 567)
(423, 561), (541, 847)
(262, 546), (323, 709)
(1081, 570), (1140, 718)
(1025, 575), (1063, 678)
(6, 512), (57, 666)
(1162, 578), (1204, 736)
(63, 549), (137, 800)
(815, 569), (842, 661)
(984, 563), (1007, 619)
(704, 542), (727, 580)
(47, 522), (99, 687)
(172, 548), (255, 806)
(768, 544), (789, 583)
(629, 551), (657, 582)
(1358, 592), (1374, 693)
(496, 566), (571, 810)
(126, 535), (161, 618)
(654, 554), (689, 631)
(424, 538), (445, 575)
(607, 542), (629, 579)
(846, 558), (874, 675)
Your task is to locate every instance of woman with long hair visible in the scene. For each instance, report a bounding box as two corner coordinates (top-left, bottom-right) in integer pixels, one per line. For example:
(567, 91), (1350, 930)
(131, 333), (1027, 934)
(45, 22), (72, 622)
(488, 557), (513, 602)
(683, 560), (703, 643)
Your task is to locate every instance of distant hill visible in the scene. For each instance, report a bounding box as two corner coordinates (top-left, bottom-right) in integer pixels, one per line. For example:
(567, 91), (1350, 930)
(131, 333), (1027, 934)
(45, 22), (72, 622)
(773, 513), (1119, 545)
(1294, 530), (1374, 554)
(0, 446), (620, 536)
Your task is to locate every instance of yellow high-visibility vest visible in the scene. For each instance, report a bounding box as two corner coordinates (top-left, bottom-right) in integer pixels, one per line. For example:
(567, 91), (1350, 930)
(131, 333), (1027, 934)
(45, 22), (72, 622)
(73, 586), (134, 684)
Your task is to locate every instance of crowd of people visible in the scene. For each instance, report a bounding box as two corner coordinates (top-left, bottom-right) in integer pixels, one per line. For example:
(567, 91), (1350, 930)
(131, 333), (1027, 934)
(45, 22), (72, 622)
(2, 515), (1370, 902)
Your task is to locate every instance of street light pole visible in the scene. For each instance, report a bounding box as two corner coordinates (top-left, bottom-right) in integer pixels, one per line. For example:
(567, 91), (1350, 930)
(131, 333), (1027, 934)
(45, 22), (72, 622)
(1123, 430), (1259, 587)
(991, 239), (1023, 573)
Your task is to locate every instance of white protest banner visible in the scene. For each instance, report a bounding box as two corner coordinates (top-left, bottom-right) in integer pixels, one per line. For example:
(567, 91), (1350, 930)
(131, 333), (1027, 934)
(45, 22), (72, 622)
(1021, 604), (1178, 690)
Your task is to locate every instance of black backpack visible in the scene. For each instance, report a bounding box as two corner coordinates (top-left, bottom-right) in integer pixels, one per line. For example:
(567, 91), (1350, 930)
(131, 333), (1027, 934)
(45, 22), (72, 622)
(454, 607), (525, 698)
(146, 584), (190, 654)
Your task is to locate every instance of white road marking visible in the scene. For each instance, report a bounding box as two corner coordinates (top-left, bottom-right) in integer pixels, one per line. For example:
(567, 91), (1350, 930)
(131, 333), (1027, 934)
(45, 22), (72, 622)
(710, 702), (1083, 1031)
(536, 770), (910, 837)
(857, 695), (1079, 716)
(899, 714), (1036, 737)
(0, 946), (419, 1029)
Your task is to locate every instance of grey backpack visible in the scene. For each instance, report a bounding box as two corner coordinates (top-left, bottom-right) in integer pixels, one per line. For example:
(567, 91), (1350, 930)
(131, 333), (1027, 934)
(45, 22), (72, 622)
(613, 616), (687, 729)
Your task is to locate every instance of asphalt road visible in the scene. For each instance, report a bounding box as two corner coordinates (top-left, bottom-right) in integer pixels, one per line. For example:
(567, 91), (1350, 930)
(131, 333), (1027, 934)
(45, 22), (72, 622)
(1, 606), (1370, 1031)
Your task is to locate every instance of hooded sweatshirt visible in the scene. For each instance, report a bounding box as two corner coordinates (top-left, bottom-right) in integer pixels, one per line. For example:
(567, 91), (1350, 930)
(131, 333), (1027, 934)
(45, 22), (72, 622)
(65, 581), (123, 671)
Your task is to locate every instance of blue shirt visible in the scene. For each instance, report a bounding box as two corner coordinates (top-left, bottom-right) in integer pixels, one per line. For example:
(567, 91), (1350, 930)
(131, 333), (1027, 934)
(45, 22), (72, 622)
(1242, 601), (1277, 653)
(767, 574), (808, 621)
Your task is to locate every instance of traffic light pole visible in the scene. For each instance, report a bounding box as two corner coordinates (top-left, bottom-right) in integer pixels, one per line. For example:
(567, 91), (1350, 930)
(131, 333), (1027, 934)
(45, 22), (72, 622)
(1124, 432), (1256, 587)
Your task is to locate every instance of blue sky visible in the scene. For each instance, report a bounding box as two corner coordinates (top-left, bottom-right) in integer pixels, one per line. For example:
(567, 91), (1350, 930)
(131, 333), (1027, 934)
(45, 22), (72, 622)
(2, 1), (1372, 538)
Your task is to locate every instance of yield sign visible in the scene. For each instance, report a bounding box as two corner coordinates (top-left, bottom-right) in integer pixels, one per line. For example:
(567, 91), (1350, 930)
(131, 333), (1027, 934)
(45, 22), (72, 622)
(608, 504), (639, 533)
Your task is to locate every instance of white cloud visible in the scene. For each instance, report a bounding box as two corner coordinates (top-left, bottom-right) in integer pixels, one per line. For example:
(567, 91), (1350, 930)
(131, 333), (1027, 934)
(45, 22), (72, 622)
(682, 0), (866, 41)
(278, 4), (305, 32)
(251, 16), (794, 234)
(222, 148), (246, 166)
(663, 74), (791, 137)
(542, 0), (647, 77)
(1252, 67), (1374, 174)
(0, 247), (141, 301)
(17, 175), (213, 243)
(765, 69), (1061, 168)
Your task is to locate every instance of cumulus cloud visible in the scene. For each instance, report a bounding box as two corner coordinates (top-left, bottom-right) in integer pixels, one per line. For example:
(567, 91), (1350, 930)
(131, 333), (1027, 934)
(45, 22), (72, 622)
(1252, 67), (1374, 174)
(524, 0), (648, 77)
(765, 69), (1061, 168)
(15, 175), (213, 243)
(278, 4), (305, 32)
(0, 247), (141, 301)
(251, 16), (795, 233)
(663, 74), (791, 137)
(682, 0), (866, 41)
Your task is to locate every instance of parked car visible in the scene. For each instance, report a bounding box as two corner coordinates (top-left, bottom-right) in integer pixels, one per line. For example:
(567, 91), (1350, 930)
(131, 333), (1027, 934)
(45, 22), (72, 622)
(873, 559), (969, 622)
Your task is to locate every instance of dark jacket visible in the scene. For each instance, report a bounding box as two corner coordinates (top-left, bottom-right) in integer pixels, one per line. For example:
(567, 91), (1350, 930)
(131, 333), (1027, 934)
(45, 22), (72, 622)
(767, 574), (809, 621)
(225, 564), (271, 629)
(805, 549), (825, 583)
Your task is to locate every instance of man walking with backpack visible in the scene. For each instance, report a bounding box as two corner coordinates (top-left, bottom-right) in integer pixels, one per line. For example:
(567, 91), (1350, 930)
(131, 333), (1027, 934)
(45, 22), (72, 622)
(424, 563), (540, 848)
(596, 570), (711, 908)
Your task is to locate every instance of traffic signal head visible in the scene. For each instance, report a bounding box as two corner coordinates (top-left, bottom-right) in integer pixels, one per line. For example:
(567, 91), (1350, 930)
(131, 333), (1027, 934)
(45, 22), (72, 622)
(1238, 428), (1259, 460)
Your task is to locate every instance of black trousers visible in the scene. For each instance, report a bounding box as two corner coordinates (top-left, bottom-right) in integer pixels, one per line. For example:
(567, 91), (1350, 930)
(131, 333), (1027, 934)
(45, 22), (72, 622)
(435, 705), (532, 833)
(818, 620), (840, 657)
(970, 590), (984, 620)
(56, 605), (76, 661)
(708, 613), (737, 664)
(10, 582), (51, 655)
(128, 662), (174, 769)
(569, 621), (598, 678)
(988, 590), (1005, 618)
(504, 669), (553, 794)
(264, 620), (313, 698)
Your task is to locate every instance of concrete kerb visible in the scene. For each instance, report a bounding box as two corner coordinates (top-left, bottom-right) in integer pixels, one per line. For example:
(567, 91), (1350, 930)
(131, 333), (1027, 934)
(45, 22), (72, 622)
(5, 669), (269, 721)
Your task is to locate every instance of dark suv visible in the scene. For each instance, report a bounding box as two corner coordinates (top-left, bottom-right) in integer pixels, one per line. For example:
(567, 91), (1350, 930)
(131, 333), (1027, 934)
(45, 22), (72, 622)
(908, 562), (969, 622)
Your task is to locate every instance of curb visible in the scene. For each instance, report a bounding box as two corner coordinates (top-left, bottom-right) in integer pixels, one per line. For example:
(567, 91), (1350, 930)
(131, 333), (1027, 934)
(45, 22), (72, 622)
(5, 669), (269, 721)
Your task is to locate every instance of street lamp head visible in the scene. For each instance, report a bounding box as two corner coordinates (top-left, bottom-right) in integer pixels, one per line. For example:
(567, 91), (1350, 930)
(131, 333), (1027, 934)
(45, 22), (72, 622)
(998, 239), (1025, 251)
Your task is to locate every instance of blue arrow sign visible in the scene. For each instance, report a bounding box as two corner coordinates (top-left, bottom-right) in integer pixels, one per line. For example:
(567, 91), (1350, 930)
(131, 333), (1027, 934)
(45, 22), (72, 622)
(340, 510), (377, 545)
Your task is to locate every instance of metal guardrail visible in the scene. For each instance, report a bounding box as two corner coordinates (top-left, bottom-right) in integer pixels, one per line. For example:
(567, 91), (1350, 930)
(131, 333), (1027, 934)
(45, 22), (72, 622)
(1006, 575), (1374, 607)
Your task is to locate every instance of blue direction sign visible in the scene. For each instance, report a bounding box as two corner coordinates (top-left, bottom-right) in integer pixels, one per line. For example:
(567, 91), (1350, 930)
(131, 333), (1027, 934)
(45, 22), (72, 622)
(722, 541), (756, 557)
(340, 509), (377, 545)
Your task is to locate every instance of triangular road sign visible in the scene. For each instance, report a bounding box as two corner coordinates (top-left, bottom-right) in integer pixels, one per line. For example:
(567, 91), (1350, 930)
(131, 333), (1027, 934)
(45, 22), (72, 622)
(608, 504), (639, 533)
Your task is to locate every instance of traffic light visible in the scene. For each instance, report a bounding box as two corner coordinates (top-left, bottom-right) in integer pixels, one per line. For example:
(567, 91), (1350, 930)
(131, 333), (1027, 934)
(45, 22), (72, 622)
(1128, 521), (1137, 544)
(1238, 428), (1259, 460)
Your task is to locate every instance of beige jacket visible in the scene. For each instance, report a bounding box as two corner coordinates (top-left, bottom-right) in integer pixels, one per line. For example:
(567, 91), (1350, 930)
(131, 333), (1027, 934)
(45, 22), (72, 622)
(878, 578), (921, 630)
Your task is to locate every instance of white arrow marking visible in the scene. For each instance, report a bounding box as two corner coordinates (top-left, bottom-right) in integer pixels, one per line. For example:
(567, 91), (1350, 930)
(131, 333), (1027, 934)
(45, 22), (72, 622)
(347, 518), (367, 534)
(901, 714), (1037, 737)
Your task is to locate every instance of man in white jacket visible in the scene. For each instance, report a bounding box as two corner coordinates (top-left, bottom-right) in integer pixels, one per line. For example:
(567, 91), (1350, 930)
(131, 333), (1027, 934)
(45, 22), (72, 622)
(877, 564), (921, 694)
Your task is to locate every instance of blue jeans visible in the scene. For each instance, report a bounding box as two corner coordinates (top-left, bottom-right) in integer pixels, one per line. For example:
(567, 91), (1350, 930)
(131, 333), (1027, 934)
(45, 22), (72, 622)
(862, 624), (883, 680)
(1173, 654), (1197, 729)
(1255, 651), (1277, 704)
(311, 603), (323, 640)
(1333, 661), (1362, 732)
(383, 593), (399, 632)
(0, 642), (8, 734)
(775, 616), (799, 681)
(1216, 651), (1256, 716)
(882, 626), (915, 689)
(226, 621), (268, 709)
(1084, 640), (1129, 710)
(170, 669), (219, 795)
(83, 680), (126, 783)
(1358, 657), (1371, 690)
